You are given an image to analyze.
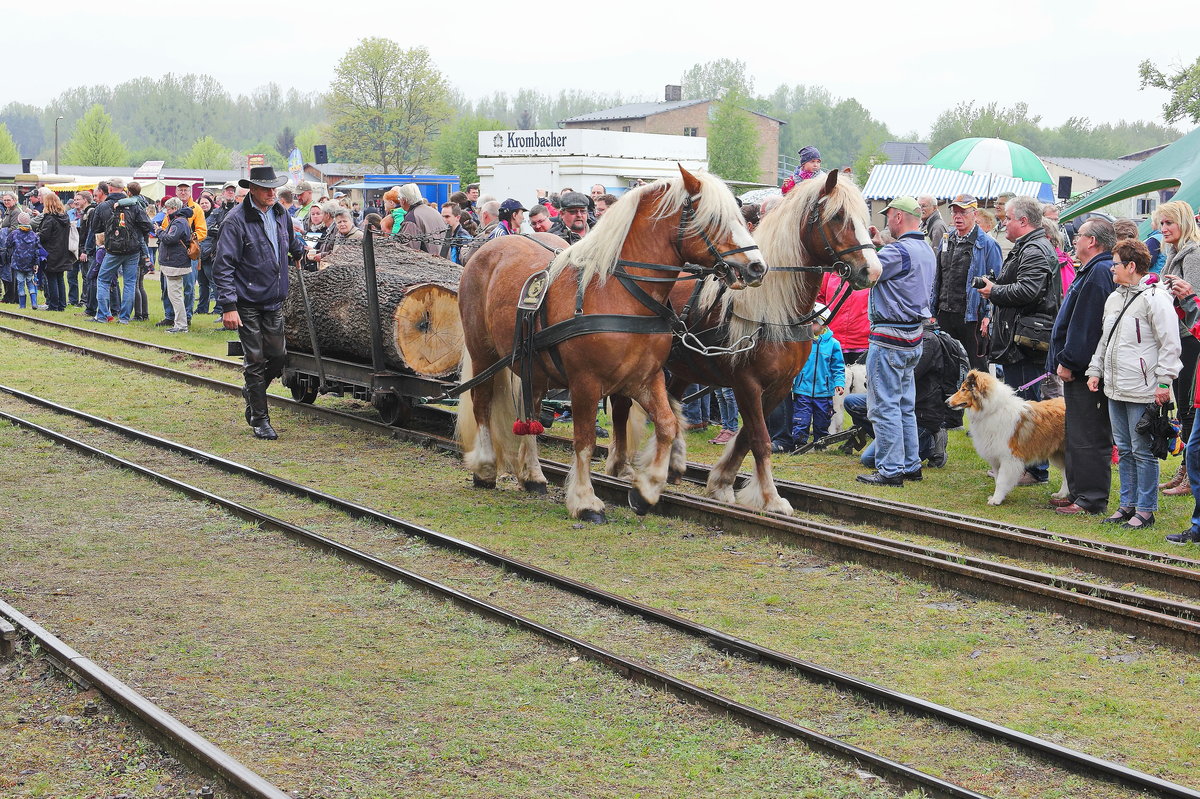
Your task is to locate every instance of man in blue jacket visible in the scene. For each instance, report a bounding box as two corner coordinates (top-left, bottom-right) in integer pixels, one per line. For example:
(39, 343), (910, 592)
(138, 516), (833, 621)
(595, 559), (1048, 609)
(1046, 218), (1117, 515)
(213, 167), (305, 440)
(858, 196), (937, 487)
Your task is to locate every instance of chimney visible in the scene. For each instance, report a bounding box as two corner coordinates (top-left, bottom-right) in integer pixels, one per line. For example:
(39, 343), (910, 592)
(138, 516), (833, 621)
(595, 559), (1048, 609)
(665, 84), (681, 102)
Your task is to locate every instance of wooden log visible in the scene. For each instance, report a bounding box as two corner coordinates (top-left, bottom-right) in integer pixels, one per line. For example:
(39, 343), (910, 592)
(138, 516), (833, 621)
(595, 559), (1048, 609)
(283, 241), (463, 378)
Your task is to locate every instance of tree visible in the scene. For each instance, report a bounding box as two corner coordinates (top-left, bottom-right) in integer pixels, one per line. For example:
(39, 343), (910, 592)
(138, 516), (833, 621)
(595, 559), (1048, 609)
(61, 104), (129, 166)
(244, 141), (286, 170)
(294, 124), (331, 165)
(928, 101), (1044, 153)
(706, 93), (760, 183)
(0, 103), (44, 158)
(432, 115), (506, 184)
(326, 38), (452, 173)
(275, 126), (296, 157)
(851, 136), (889, 188)
(126, 146), (173, 168)
(183, 136), (232, 170)
(1139, 57), (1200, 124)
(0, 123), (19, 164)
(681, 59), (754, 100)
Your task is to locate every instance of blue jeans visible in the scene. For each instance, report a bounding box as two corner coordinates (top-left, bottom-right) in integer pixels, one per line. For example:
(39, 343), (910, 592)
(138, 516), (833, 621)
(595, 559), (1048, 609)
(67, 260), (82, 305)
(714, 387), (738, 432)
(860, 426), (936, 467)
(791, 394), (833, 445)
(866, 343), (922, 478)
(96, 251), (140, 322)
(1188, 411), (1200, 534)
(161, 262), (196, 322)
(682, 384), (711, 426)
(1109, 398), (1159, 513)
(14, 270), (37, 308)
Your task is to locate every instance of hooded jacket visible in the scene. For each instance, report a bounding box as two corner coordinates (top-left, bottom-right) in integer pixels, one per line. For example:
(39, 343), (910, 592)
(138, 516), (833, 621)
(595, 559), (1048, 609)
(38, 212), (75, 273)
(1086, 276), (1182, 403)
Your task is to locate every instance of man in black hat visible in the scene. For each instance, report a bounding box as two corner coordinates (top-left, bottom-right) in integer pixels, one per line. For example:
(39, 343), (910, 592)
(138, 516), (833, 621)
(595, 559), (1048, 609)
(549, 191), (590, 244)
(213, 166), (306, 440)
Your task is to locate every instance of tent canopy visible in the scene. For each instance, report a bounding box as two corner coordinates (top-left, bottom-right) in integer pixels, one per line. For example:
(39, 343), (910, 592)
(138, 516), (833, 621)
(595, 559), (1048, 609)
(1061, 125), (1200, 231)
(862, 163), (1054, 203)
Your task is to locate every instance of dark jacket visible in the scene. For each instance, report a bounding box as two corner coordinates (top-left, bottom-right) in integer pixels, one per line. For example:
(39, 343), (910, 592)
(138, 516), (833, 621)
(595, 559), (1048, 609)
(5, 227), (42, 272)
(158, 208), (194, 270)
(200, 204), (230, 260)
(987, 228), (1060, 364)
(213, 194), (305, 310)
(915, 328), (947, 431)
(1046, 251), (1115, 378)
(931, 225), (1000, 323)
(38, 212), (75, 273)
(549, 217), (588, 244)
(399, 200), (449, 256)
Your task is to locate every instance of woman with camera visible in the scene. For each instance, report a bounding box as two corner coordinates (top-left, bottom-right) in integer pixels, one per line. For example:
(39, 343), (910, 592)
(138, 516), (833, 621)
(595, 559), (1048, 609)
(1086, 239), (1182, 529)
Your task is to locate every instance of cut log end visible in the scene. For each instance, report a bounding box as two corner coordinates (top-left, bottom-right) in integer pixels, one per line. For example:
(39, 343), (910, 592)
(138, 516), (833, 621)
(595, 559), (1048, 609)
(393, 283), (464, 378)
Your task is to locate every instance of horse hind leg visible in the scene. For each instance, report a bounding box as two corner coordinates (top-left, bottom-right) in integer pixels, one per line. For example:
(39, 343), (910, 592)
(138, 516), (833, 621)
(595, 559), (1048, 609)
(604, 395), (633, 479)
(458, 355), (497, 488)
(667, 395), (687, 484)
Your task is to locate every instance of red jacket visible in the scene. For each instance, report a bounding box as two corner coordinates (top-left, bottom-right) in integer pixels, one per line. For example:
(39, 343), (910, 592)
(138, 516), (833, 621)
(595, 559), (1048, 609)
(817, 271), (870, 352)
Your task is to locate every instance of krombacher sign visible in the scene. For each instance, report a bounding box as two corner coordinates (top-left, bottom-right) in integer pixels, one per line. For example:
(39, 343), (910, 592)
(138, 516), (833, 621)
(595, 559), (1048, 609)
(483, 129), (576, 156)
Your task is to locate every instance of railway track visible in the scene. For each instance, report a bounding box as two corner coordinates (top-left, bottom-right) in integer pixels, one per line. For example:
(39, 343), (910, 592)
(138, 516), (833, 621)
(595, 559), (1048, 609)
(4, 314), (1200, 651)
(0, 597), (289, 799)
(2, 386), (1198, 798)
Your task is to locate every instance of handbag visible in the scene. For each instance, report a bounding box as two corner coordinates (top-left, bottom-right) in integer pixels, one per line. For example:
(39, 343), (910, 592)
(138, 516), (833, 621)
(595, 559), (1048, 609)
(1012, 312), (1055, 352)
(1136, 402), (1181, 460)
(185, 232), (201, 261)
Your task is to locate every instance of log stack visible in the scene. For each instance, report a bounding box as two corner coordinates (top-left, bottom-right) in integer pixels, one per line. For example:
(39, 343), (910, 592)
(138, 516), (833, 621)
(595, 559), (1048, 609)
(283, 240), (464, 378)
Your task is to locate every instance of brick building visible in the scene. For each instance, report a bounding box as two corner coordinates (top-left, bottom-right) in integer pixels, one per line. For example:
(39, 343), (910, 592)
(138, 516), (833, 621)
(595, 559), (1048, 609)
(560, 85), (784, 185)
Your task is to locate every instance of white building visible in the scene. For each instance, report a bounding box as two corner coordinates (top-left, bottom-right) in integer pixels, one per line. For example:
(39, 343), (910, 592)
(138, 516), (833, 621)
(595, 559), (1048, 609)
(476, 129), (707, 203)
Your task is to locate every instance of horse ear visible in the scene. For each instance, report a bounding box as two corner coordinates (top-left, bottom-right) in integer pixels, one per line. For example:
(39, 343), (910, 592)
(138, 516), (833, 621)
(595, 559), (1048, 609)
(678, 164), (702, 196)
(821, 169), (838, 197)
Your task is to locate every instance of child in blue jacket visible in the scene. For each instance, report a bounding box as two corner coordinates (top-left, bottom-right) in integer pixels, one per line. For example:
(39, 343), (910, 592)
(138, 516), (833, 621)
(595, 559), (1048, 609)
(5, 213), (45, 309)
(791, 304), (845, 448)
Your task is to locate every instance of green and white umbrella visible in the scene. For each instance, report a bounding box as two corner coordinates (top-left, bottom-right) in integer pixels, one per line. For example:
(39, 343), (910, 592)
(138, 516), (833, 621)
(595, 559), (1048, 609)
(927, 137), (1052, 184)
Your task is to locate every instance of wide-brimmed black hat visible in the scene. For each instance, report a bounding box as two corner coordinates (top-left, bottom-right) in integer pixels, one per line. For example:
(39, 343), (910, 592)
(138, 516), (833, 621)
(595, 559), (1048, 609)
(238, 166), (287, 189)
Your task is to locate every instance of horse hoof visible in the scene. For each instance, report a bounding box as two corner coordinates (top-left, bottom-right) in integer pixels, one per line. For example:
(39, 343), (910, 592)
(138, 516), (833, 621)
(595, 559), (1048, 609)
(667, 469), (683, 485)
(522, 480), (548, 495)
(628, 488), (653, 516)
(579, 509), (607, 524)
(472, 476), (496, 489)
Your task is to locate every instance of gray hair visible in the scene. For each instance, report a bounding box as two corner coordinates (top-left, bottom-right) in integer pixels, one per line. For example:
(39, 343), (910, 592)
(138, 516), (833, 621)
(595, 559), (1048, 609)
(320, 201), (340, 218)
(398, 183), (423, 205)
(108, 177), (126, 190)
(330, 206), (353, 223)
(164, 197), (183, 211)
(1080, 218), (1117, 252)
(1006, 196), (1042, 227)
(481, 200), (500, 219)
(0, 191), (15, 200)
(1040, 220), (1062, 249)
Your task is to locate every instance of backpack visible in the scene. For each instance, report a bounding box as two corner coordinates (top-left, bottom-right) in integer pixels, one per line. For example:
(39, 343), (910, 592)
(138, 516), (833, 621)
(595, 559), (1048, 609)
(104, 202), (142, 255)
(933, 329), (970, 428)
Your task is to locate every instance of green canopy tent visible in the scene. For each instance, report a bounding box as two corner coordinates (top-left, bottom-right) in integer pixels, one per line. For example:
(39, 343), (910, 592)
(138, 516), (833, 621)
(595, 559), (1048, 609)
(1061, 125), (1200, 235)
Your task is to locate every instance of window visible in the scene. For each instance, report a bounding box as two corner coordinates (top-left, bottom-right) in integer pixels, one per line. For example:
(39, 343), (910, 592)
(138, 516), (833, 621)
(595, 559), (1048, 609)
(1137, 197), (1157, 216)
(622, 126), (631, 132)
(683, 127), (698, 137)
(600, 126), (609, 131)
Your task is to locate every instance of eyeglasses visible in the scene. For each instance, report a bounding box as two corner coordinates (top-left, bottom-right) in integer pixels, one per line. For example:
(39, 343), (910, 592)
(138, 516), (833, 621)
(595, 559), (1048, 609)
(1074, 232), (1093, 241)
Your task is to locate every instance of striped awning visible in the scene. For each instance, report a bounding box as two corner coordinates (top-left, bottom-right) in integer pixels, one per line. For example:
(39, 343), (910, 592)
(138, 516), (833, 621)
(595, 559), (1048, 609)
(862, 164), (1052, 202)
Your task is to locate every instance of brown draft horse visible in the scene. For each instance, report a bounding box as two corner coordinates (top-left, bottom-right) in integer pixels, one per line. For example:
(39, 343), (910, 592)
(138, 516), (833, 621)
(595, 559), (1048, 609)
(608, 171), (881, 514)
(456, 166), (766, 523)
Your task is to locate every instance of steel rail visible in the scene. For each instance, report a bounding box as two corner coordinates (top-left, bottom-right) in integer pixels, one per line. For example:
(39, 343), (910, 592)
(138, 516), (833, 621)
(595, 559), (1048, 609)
(4, 323), (1200, 645)
(0, 409), (991, 799)
(2, 387), (1196, 799)
(0, 598), (290, 799)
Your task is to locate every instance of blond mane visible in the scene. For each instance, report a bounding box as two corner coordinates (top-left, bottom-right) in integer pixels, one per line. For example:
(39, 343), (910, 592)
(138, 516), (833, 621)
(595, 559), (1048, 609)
(709, 175), (869, 350)
(547, 169), (746, 291)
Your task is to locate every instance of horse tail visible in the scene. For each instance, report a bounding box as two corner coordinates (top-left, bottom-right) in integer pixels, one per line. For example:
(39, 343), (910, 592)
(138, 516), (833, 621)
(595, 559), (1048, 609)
(455, 345), (479, 463)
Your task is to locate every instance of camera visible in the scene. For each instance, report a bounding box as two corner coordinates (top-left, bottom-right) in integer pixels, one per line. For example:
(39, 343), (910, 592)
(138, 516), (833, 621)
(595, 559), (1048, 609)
(972, 276), (989, 289)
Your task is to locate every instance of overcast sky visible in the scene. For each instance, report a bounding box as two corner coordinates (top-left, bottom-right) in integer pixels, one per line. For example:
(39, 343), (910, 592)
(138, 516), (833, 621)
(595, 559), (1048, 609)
(14, 2), (1200, 139)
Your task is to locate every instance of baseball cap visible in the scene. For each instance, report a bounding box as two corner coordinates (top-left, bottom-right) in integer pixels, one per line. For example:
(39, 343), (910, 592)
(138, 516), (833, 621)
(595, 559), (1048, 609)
(560, 191), (589, 209)
(949, 193), (978, 210)
(882, 196), (921, 218)
(333, 191), (346, 198)
(295, 180), (313, 193)
(500, 198), (527, 213)
(221, 181), (237, 191)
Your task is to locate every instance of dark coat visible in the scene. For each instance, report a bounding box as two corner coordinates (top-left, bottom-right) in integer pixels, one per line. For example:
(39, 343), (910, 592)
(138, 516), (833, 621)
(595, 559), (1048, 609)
(158, 209), (194, 270)
(987, 228), (1060, 364)
(38, 212), (75, 273)
(1046, 251), (1115, 378)
(213, 194), (305, 310)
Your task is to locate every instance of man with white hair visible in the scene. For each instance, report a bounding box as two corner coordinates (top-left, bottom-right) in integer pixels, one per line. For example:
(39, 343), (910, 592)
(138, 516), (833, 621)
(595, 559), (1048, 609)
(918, 195), (946, 252)
(397, 184), (448, 256)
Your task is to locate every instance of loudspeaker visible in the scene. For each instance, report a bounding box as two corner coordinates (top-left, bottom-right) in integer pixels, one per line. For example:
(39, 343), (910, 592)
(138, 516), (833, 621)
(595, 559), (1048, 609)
(1057, 176), (1072, 200)
(21, 158), (31, 173)
(313, 144), (328, 164)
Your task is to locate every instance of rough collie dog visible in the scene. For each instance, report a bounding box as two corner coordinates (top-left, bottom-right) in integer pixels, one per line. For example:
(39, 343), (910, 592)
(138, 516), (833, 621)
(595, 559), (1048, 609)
(947, 370), (1068, 506)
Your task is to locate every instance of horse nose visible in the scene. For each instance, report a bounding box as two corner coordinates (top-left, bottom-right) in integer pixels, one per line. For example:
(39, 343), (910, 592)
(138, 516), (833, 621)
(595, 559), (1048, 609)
(743, 258), (767, 287)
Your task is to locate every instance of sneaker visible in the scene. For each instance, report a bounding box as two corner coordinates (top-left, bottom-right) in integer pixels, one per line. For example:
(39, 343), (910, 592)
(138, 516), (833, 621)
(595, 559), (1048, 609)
(117, 320), (130, 325)
(856, 471), (904, 487)
(36, 304), (48, 310)
(708, 429), (737, 445)
(901, 468), (923, 481)
(1166, 529), (1200, 544)
(155, 319), (174, 327)
(166, 327), (188, 333)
